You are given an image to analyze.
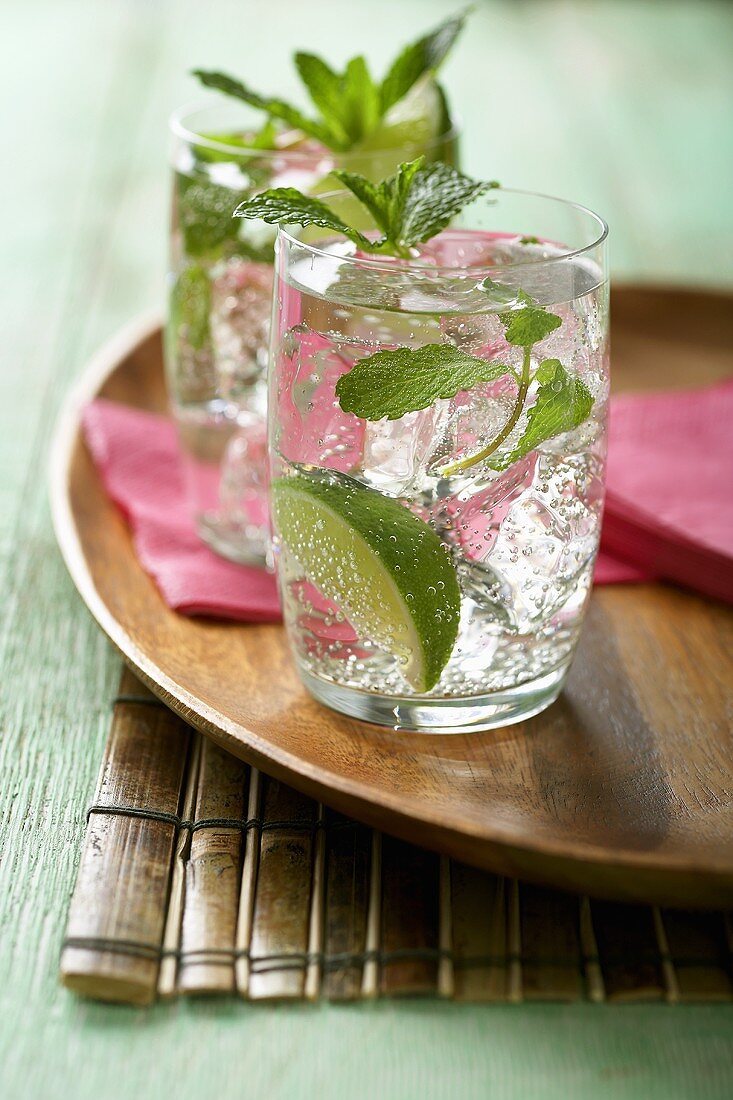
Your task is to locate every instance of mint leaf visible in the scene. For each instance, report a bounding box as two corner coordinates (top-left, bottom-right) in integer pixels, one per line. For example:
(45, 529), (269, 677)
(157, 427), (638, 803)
(492, 360), (593, 470)
(397, 161), (494, 247)
(296, 53), (381, 146)
(176, 173), (244, 258)
(233, 188), (375, 250)
(236, 158), (493, 259)
(335, 344), (510, 421)
(293, 53), (350, 146)
(380, 11), (468, 113)
(500, 302), (561, 346)
(334, 159), (491, 255)
(193, 11), (468, 153)
(170, 264), (211, 351)
(192, 69), (345, 150)
(340, 57), (382, 144)
(332, 157), (424, 242)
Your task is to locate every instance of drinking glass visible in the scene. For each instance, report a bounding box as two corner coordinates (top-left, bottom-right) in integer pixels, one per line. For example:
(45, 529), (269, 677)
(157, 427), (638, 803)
(166, 103), (460, 563)
(268, 189), (609, 732)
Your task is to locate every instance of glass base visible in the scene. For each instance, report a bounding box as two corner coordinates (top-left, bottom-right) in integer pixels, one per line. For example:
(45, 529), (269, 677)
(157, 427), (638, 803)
(197, 516), (269, 567)
(300, 663), (570, 734)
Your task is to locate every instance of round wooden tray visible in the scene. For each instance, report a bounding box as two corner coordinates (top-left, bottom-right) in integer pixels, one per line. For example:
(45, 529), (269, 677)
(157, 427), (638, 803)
(51, 287), (733, 907)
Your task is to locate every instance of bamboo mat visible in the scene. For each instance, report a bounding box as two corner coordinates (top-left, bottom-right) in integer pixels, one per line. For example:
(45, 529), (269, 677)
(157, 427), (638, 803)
(60, 670), (733, 1006)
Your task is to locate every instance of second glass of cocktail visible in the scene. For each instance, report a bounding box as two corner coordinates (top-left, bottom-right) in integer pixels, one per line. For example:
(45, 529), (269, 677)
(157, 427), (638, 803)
(239, 162), (608, 732)
(166, 13), (464, 565)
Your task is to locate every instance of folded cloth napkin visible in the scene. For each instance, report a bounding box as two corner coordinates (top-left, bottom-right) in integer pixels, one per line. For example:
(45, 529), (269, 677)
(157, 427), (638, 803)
(82, 400), (280, 621)
(603, 377), (733, 603)
(82, 377), (733, 620)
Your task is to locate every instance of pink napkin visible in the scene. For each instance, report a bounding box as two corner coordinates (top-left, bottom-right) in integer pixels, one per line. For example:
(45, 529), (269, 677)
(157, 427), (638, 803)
(82, 400), (280, 621)
(82, 378), (733, 620)
(603, 378), (733, 603)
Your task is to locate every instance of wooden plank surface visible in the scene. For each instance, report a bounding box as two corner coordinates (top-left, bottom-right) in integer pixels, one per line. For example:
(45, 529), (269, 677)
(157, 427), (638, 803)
(2, 2), (733, 1099)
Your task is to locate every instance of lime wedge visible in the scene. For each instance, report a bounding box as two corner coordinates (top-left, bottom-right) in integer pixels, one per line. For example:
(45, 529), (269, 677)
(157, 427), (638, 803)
(273, 470), (460, 692)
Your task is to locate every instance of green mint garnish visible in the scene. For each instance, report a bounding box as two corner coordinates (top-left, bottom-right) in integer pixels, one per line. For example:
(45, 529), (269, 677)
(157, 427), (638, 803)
(335, 344), (511, 421)
(330, 294), (591, 476)
(439, 298), (590, 474)
(193, 11), (467, 153)
(192, 71), (342, 149)
(378, 12), (466, 115)
(490, 360), (593, 471)
(234, 187), (375, 252)
(332, 292), (589, 470)
(293, 54), (381, 148)
(169, 264), (211, 351)
(519, 235), (540, 245)
(333, 159), (493, 256)
(177, 174), (245, 258)
(499, 300), (562, 346)
(233, 157), (493, 259)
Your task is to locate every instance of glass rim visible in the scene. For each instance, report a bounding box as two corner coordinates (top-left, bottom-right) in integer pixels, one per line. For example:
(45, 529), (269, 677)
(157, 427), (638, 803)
(279, 186), (609, 276)
(169, 100), (462, 163)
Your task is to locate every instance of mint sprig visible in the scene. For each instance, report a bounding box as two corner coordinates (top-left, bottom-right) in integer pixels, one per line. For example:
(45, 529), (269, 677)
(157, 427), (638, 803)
(193, 11), (468, 153)
(491, 360), (593, 471)
(329, 293), (593, 474)
(192, 70), (342, 149)
(293, 53), (381, 148)
(177, 174), (246, 258)
(234, 188), (374, 251)
(499, 300), (561, 347)
(169, 264), (211, 351)
(334, 161), (494, 256)
(379, 12), (467, 115)
(335, 344), (511, 421)
(440, 299), (591, 474)
(233, 157), (492, 259)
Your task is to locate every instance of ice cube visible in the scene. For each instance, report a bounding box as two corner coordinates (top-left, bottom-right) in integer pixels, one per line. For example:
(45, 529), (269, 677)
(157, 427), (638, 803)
(362, 404), (450, 495)
(210, 259), (273, 399)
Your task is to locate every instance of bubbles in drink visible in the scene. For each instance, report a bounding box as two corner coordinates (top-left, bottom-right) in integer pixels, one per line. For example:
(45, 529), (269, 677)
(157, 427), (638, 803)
(272, 228), (608, 696)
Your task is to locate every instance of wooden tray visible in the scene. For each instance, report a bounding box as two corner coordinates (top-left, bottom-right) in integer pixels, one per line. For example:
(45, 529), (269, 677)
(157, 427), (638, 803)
(51, 288), (733, 908)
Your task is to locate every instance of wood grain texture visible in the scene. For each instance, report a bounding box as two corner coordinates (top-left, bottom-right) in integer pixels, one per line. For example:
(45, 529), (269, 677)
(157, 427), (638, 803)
(590, 901), (666, 1003)
(51, 289), (733, 908)
(322, 810), (371, 1000)
(177, 740), (248, 993)
(518, 884), (583, 1002)
(247, 778), (316, 999)
(60, 670), (190, 1004)
(450, 863), (507, 1001)
(380, 837), (441, 995)
(4, 2), (733, 1097)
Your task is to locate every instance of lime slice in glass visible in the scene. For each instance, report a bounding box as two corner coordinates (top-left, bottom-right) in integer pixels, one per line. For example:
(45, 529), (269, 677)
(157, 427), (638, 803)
(353, 77), (453, 169)
(273, 469), (460, 692)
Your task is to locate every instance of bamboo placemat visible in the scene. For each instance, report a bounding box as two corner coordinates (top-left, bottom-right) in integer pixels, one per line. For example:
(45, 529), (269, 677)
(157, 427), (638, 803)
(60, 670), (733, 1006)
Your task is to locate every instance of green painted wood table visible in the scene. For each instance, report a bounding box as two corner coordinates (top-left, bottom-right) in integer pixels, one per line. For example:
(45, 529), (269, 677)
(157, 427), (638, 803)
(1, 2), (732, 1097)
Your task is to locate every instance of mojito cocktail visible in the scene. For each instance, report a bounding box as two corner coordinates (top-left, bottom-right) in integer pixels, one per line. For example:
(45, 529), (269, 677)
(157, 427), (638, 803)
(253, 171), (608, 732)
(166, 15), (463, 564)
